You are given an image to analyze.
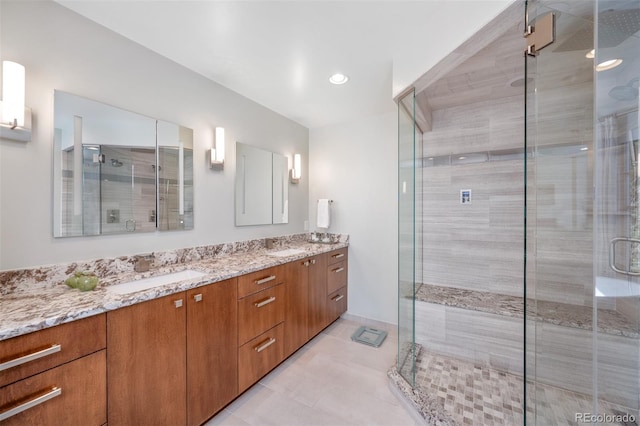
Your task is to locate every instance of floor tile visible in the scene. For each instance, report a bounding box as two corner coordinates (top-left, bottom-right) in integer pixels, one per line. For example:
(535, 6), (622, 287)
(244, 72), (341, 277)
(205, 317), (418, 426)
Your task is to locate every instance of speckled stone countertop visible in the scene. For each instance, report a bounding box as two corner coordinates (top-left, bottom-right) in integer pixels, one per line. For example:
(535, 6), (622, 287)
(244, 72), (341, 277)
(414, 283), (639, 339)
(0, 233), (348, 342)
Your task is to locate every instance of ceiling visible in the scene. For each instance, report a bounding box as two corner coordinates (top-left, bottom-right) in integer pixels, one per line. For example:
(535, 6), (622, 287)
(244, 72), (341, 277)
(54, 0), (514, 130)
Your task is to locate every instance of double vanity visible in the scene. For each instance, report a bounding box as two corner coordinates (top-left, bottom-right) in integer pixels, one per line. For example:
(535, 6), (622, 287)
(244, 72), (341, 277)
(0, 235), (348, 425)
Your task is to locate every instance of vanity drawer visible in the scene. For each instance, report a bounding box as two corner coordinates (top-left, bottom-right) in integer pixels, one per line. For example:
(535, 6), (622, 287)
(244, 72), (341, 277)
(327, 248), (347, 266)
(238, 323), (284, 393)
(238, 284), (285, 346)
(0, 349), (106, 426)
(327, 261), (347, 295)
(0, 314), (106, 387)
(237, 266), (284, 299)
(327, 287), (348, 322)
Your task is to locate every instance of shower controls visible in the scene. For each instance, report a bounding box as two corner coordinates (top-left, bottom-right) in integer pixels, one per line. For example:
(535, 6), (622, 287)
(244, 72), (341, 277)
(460, 189), (472, 204)
(107, 209), (120, 223)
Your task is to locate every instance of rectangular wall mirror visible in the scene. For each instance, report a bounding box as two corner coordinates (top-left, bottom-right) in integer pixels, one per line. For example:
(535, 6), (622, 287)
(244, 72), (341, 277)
(235, 142), (289, 226)
(53, 91), (194, 237)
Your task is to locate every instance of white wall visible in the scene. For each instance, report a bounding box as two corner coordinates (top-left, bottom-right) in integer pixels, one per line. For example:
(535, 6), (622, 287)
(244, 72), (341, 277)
(391, 0), (515, 98)
(309, 110), (398, 324)
(0, 1), (308, 270)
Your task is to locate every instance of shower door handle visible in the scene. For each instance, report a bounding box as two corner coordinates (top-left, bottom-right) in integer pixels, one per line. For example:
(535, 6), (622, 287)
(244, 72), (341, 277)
(609, 237), (640, 276)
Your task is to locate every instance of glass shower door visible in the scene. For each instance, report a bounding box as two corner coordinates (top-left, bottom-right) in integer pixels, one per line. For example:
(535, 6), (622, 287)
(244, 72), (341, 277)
(398, 88), (421, 385)
(594, 0), (640, 420)
(526, 0), (640, 423)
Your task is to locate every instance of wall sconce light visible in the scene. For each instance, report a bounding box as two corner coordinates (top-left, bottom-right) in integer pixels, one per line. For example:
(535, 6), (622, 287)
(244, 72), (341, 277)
(290, 153), (301, 184)
(209, 126), (225, 170)
(0, 61), (31, 142)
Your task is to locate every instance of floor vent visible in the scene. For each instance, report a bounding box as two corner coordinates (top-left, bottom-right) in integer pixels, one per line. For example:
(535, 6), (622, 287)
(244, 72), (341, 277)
(351, 326), (387, 347)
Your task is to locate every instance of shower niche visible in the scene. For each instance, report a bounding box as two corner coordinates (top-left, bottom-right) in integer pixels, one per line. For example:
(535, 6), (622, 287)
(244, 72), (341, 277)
(53, 91), (194, 237)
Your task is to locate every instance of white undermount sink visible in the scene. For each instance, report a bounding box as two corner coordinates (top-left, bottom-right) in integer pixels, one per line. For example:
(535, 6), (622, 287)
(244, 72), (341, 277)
(107, 269), (207, 295)
(267, 248), (307, 257)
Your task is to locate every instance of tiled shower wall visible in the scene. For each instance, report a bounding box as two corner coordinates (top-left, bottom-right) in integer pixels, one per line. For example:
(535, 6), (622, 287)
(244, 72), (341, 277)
(421, 81), (596, 307)
(421, 94), (526, 298)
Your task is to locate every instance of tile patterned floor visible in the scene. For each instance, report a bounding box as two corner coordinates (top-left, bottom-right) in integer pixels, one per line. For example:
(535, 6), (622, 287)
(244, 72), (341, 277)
(202, 314), (637, 426)
(205, 316), (420, 426)
(408, 348), (639, 426)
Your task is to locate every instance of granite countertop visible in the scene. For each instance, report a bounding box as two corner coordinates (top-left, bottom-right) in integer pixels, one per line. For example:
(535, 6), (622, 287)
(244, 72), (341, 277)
(0, 235), (348, 342)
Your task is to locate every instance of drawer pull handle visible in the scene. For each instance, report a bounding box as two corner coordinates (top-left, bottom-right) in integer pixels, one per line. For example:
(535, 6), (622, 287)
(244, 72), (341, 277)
(255, 275), (276, 285)
(0, 344), (61, 372)
(332, 253), (345, 259)
(332, 294), (344, 302)
(174, 299), (183, 308)
(302, 260), (310, 267)
(333, 267), (345, 273)
(311, 259), (316, 265)
(0, 387), (62, 421)
(254, 337), (276, 353)
(193, 294), (203, 302)
(254, 296), (276, 308)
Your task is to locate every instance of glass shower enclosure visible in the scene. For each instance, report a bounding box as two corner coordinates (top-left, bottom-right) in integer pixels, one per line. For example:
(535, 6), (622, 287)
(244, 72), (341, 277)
(397, 0), (639, 423)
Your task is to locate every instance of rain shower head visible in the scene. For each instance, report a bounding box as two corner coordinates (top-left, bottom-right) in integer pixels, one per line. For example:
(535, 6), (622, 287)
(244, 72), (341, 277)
(553, 8), (640, 52)
(609, 77), (639, 101)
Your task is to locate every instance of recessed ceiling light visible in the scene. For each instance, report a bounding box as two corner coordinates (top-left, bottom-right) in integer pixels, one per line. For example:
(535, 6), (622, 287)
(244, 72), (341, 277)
(329, 73), (349, 85)
(580, 147), (588, 151)
(585, 49), (595, 59)
(596, 59), (622, 72)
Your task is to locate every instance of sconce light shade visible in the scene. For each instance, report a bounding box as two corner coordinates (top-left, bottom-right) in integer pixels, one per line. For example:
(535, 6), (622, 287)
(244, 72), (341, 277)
(3, 61), (24, 127)
(290, 153), (301, 183)
(209, 126), (225, 170)
(0, 61), (31, 142)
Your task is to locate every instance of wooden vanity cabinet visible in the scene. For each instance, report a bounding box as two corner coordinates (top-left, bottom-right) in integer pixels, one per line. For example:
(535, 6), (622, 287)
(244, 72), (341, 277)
(186, 278), (238, 426)
(0, 314), (106, 426)
(308, 253), (330, 337)
(283, 258), (310, 357)
(108, 279), (239, 426)
(326, 247), (348, 322)
(237, 265), (285, 393)
(107, 292), (187, 426)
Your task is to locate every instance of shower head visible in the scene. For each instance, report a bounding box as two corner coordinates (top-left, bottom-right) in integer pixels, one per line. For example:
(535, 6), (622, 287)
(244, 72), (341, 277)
(609, 77), (639, 101)
(111, 158), (123, 167)
(553, 8), (640, 52)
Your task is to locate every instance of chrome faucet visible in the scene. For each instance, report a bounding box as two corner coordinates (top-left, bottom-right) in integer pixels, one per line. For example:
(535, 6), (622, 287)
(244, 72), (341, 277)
(134, 255), (154, 273)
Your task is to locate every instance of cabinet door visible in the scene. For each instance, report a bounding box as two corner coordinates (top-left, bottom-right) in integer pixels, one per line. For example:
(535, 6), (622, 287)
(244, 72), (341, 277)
(0, 314), (106, 388)
(238, 284), (285, 346)
(107, 293), (187, 426)
(238, 323), (284, 393)
(327, 287), (348, 323)
(0, 350), (106, 426)
(187, 280), (238, 426)
(327, 260), (347, 295)
(307, 254), (328, 338)
(283, 259), (309, 357)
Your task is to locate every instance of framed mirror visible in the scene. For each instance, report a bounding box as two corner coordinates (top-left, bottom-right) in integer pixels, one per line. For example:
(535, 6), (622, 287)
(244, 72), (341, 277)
(53, 91), (194, 237)
(234, 142), (289, 226)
